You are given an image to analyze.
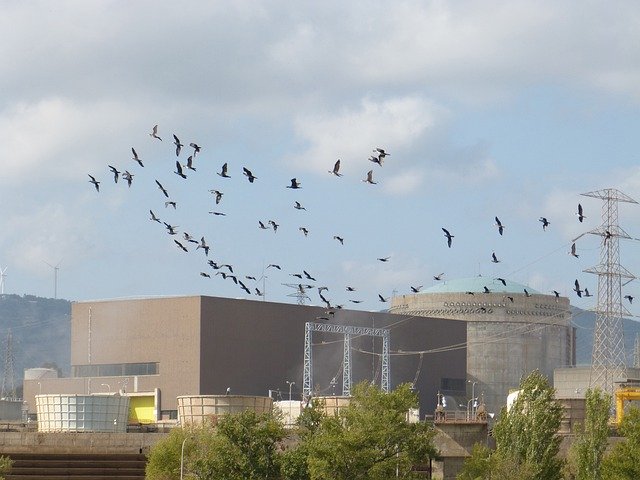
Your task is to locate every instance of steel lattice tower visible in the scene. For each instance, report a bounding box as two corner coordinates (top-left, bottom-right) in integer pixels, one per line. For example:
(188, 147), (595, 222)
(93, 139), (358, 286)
(1, 329), (16, 400)
(634, 334), (640, 369)
(580, 189), (637, 395)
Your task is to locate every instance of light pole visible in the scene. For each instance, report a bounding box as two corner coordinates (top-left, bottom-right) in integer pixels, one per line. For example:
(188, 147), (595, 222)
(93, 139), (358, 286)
(180, 436), (193, 480)
(468, 380), (477, 418)
(286, 381), (295, 401)
(101, 383), (111, 394)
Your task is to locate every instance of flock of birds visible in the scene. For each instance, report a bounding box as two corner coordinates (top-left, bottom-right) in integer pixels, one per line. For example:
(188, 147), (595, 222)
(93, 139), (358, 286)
(87, 125), (634, 311)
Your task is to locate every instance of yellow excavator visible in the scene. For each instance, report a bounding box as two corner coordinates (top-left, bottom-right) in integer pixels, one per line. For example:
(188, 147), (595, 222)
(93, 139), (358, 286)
(615, 387), (640, 425)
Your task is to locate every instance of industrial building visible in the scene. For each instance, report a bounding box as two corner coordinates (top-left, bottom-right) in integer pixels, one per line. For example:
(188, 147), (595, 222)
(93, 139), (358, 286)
(23, 295), (467, 421)
(390, 276), (575, 415)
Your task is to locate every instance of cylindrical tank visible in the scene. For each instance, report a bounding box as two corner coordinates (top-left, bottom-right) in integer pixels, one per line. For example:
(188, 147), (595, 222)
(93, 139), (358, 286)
(35, 394), (129, 433)
(177, 395), (272, 425)
(24, 368), (58, 380)
(273, 400), (302, 427)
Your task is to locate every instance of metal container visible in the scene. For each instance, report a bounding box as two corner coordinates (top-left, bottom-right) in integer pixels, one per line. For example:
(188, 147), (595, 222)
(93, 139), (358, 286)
(177, 395), (273, 425)
(35, 394), (129, 433)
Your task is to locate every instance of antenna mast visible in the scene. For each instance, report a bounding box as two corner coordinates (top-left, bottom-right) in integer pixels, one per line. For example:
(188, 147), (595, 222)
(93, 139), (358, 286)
(1, 329), (16, 400)
(0, 267), (6, 295)
(582, 189), (637, 396)
(282, 283), (311, 305)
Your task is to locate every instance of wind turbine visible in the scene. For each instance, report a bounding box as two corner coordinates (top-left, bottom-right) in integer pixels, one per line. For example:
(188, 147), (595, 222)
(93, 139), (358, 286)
(44, 260), (61, 299)
(0, 267), (7, 294)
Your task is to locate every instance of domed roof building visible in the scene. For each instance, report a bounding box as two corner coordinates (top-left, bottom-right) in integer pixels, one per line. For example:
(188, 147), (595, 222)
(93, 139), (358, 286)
(390, 276), (574, 416)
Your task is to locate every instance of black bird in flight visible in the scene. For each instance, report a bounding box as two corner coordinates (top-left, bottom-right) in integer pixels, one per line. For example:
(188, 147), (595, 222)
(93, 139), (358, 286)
(218, 162), (231, 178)
(410, 285), (423, 293)
(175, 161), (187, 179)
(122, 170), (134, 187)
(209, 211), (226, 216)
(287, 178), (301, 189)
(88, 174), (100, 192)
(374, 147), (390, 158)
(294, 201), (306, 211)
(368, 155), (383, 166)
(569, 242), (579, 258)
(573, 279), (583, 298)
(258, 221), (269, 230)
(149, 210), (161, 223)
(149, 124), (162, 141)
(189, 143), (201, 156)
(494, 216), (505, 236)
(552, 290), (560, 298)
(303, 270), (316, 281)
(491, 252), (500, 263)
(362, 170), (377, 184)
(163, 222), (179, 235)
(183, 232), (198, 244)
(243, 167), (257, 183)
(268, 220), (279, 232)
(539, 217), (550, 231)
(255, 288), (264, 296)
(329, 159), (342, 177)
(132, 148), (143, 167)
(267, 264), (281, 270)
(377, 256), (390, 262)
(576, 203), (586, 223)
(495, 278), (507, 286)
(173, 134), (183, 156)
(165, 201), (177, 209)
(442, 228), (454, 248)
(524, 289), (532, 297)
(346, 286), (356, 292)
(349, 300), (363, 304)
(624, 295), (634, 304)
(333, 235), (344, 245)
(209, 190), (223, 204)
(108, 165), (120, 183)
(196, 237), (210, 256)
(290, 273), (303, 279)
(155, 180), (169, 198)
(200, 272), (211, 278)
(584, 288), (593, 297)
(299, 227), (309, 237)
(238, 280), (251, 295)
(378, 294), (388, 302)
(185, 155), (196, 171)
(433, 273), (445, 281)
(483, 286), (491, 293)
(174, 240), (188, 252)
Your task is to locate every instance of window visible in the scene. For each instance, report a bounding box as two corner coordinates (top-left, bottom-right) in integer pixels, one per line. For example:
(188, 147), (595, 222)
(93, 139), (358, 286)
(440, 377), (466, 393)
(72, 362), (158, 378)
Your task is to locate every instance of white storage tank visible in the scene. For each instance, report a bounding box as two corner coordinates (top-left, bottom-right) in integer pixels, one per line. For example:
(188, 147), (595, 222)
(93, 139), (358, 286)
(274, 400), (302, 427)
(35, 394), (129, 433)
(177, 395), (272, 425)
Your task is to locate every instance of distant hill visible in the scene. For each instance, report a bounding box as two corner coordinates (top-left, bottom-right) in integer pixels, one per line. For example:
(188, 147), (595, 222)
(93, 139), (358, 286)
(572, 307), (640, 366)
(0, 294), (70, 396)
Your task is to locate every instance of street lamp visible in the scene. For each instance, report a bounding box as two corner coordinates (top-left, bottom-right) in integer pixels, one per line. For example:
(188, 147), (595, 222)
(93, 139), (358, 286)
(101, 383), (111, 394)
(467, 380), (477, 417)
(286, 381), (295, 401)
(180, 436), (194, 480)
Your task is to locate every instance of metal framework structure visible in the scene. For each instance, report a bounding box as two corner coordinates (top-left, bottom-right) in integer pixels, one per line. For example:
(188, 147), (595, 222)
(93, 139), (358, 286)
(579, 189), (637, 395)
(634, 334), (640, 369)
(302, 322), (390, 398)
(0, 266), (6, 295)
(1, 329), (16, 400)
(282, 283), (311, 305)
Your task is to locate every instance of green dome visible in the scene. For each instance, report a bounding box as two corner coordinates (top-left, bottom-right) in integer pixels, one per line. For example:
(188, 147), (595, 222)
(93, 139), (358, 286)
(421, 276), (540, 295)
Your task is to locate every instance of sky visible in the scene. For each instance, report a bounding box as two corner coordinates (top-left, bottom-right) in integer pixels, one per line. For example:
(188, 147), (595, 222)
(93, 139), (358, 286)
(1, 1), (640, 321)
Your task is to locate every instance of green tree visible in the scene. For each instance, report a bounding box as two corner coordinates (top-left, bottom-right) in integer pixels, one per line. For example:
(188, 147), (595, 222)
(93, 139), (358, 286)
(458, 370), (563, 480)
(304, 382), (437, 480)
(567, 388), (611, 480)
(602, 406), (640, 480)
(146, 410), (286, 480)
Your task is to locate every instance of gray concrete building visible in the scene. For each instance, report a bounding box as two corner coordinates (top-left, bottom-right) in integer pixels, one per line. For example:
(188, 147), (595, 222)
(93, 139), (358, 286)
(390, 276), (575, 415)
(23, 295), (467, 420)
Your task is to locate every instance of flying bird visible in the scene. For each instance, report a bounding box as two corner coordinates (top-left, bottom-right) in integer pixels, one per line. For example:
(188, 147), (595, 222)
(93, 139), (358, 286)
(569, 243), (579, 258)
(410, 286), (423, 293)
(303, 270), (316, 281)
(374, 147), (390, 158)
(552, 290), (560, 298)
(573, 279), (583, 298)
(299, 227), (309, 237)
(584, 288), (593, 297)
(329, 159), (342, 177)
(346, 286), (356, 292)
(208, 211), (226, 216)
(483, 286), (491, 294)
(368, 155), (383, 166)
(267, 264), (281, 270)
(175, 161), (187, 179)
(362, 170), (377, 184)
(88, 174), (100, 192)
(209, 190), (223, 204)
(268, 220), (279, 232)
(442, 228), (454, 248)
(131, 148), (143, 167)
(539, 217), (550, 231)
(624, 295), (634, 304)
(200, 272), (211, 278)
(349, 300), (363, 304)
(576, 203), (586, 223)
(524, 289), (532, 297)
(163, 222), (179, 235)
(491, 252), (500, 263)
(287, 178), (301, 189)
(255, 288), (264, 296)
(155, 180), (169, 197)
(196, 237), (210, 256)
(165, 201), (177, 209)
(122, 170), (134, 187)
(108, 165), (120, 183)
(189, 143), (201, 156)
(243, 167), (257, 183)
(378, 294), (388, 302)
(333, 236), (344, 245)
(433, 273), (445, 281)
(258, 221), (269, 230)
(174, 240), (188, 252)
(238, 280), (251, 295)
(185, 155), (196, 171)
(294, 201), (306, 211)
(149, 210), (161, 223)
(173, 134), (183, 156)
(377, 257), (390, 262)
(183, 232), (198, 244)
(495, 278), (507, 286)
(149, 124), (162, 141)
(218, 162), (231, 178)
(494, 216), (505, 236)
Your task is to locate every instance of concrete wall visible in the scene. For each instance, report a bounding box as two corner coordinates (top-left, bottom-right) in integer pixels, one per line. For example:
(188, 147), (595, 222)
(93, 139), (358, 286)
(0, 432), (165, 454)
